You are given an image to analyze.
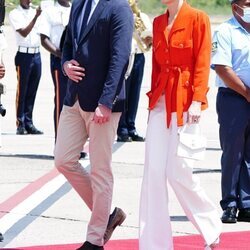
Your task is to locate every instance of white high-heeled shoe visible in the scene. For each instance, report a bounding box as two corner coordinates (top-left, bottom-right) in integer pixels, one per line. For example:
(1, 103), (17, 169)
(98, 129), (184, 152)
(204, 237), (220, 250)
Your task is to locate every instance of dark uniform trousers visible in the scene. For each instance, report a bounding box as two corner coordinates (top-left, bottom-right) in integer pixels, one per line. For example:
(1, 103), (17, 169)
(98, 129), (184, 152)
(15, 51), (41, 129)
(216, 87), (250, 210)
(50, 54), (68, 138)
(117, 53), (145, 136)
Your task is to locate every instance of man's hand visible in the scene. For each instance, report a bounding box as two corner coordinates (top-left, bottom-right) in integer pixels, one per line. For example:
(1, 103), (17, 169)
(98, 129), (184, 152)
(0, 63), (5, 79)
(63, 60), (85, 83)
(93, 104), (111, 124)
(187, 101), (201, 124)
(35, 6), (42, 17)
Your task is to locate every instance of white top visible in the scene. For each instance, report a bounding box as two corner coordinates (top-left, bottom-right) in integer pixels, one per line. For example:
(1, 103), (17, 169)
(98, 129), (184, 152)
(9, 5), (41, 48)
(39, 2), (71, 48)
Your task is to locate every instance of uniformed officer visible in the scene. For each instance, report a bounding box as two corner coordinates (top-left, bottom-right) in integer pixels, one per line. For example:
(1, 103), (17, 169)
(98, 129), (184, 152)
(9, 0), (43, 135)
(117, 0), (152, 142)
(0, 0), (6, 242)
(39, 0), (71, 138)
(211, 0), (250, 223)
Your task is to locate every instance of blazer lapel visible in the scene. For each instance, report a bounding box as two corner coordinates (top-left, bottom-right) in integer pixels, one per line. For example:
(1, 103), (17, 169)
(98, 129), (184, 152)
(78, 0), (109, 45)
(73, 0), (86, 40)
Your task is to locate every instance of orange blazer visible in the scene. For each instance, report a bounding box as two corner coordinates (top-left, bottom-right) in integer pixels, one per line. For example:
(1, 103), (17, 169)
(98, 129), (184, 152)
(147, 2), (211, 127)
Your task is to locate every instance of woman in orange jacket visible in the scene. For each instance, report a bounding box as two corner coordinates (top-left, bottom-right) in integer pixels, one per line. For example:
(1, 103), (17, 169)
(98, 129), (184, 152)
(139, 1), (222, 249)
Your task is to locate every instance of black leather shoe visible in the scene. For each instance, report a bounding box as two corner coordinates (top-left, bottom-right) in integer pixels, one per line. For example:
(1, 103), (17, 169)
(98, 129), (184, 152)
(16, 126), (27, 135)
(104, 207), (126, 244)
(0, 232), (3, 242)
(25, 125), (43, 135)
(129, 132), (145, 142)
(221, 206), (237, 223)
(117, 135), (132, 142)
(76, 241), (103, 250)
(237, 208), (250, 222)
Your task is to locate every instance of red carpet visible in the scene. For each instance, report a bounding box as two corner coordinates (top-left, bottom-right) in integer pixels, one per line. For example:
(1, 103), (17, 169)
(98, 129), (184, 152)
(6, 231), (250, 250)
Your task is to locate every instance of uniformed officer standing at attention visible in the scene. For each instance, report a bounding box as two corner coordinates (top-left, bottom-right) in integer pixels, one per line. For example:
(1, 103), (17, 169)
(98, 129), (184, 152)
(39, 0), (71, 139)
(211, 0), (250, 224)
(9, 0), (43, 135)
(0, 0), (7, 242)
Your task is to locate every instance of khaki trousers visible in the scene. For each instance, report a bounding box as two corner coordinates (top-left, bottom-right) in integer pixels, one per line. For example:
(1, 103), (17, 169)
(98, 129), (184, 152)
(139, 96), (222, 250)
(54, 101), (121, 246)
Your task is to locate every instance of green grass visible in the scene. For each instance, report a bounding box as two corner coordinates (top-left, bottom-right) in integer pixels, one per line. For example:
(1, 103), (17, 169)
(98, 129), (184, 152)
(139, 2), (231, 16)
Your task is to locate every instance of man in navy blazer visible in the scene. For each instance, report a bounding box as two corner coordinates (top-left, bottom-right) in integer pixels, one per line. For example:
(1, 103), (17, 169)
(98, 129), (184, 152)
(54, 0), (133, 249)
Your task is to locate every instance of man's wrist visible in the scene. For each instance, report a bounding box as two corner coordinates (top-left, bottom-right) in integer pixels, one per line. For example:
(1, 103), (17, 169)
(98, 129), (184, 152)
(62, 61), (68, 76)
(98, 103), (111, 111)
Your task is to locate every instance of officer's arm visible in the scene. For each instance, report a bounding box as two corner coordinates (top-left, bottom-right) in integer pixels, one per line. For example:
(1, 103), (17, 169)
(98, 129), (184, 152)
(214, 65), (250, 102)
(40, 34), (61, 58)
(17, 7), (41, 37)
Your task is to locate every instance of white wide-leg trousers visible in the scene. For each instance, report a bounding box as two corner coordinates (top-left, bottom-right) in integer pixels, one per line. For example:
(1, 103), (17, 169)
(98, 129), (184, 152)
(139, 96), (221, 250)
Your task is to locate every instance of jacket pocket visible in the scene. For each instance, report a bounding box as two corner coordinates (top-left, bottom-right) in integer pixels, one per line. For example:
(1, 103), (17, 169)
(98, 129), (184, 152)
(170, 39), (193, 64)
(171, 39), (192, 49)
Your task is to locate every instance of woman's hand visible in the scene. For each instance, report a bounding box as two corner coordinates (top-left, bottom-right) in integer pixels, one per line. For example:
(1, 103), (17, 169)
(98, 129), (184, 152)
(187, 101), (201, 124)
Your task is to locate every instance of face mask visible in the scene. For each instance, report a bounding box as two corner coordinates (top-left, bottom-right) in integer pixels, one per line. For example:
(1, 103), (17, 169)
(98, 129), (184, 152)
(235, 4), (250, 23)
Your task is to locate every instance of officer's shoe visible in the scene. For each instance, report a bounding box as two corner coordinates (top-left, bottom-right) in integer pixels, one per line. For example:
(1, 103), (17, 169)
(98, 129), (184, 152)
(16, 126), (27, 135)
(237, 208), (250, 222)
(79, 152), (87, 159)
(129, 132), (145, 142)
(117, 134), (132, 142)
(221, 206), (237, 223)
(25, 125), (43, 135)
(0, 232), (4, 242)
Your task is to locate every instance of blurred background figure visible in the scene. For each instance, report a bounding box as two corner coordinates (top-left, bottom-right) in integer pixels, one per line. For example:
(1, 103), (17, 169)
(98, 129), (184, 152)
(211, 0), (250, 224)
(39, 0), (71, 139)
(117, 0), (152, 142)
(39, 0), (88, 159)
(9, 0), (43, 135)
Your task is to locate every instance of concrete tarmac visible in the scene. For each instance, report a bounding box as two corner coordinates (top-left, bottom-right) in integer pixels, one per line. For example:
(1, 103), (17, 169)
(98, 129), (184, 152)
(0, 15), (250, 249)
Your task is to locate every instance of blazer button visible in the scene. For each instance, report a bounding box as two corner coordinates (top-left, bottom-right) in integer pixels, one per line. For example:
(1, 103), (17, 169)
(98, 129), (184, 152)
(185, 81), (189, 86)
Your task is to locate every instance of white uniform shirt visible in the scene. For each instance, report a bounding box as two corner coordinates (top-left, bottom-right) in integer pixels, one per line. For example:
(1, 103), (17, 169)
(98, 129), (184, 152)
(0, 32), (7, 52)
(9, 5), (41, 48)
(39, 2), (71, 48)
(211, 17), (250, 88)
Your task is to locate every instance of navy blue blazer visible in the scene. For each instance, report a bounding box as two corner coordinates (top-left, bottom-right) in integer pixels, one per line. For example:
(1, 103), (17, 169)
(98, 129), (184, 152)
(62, 0), (133, 112)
